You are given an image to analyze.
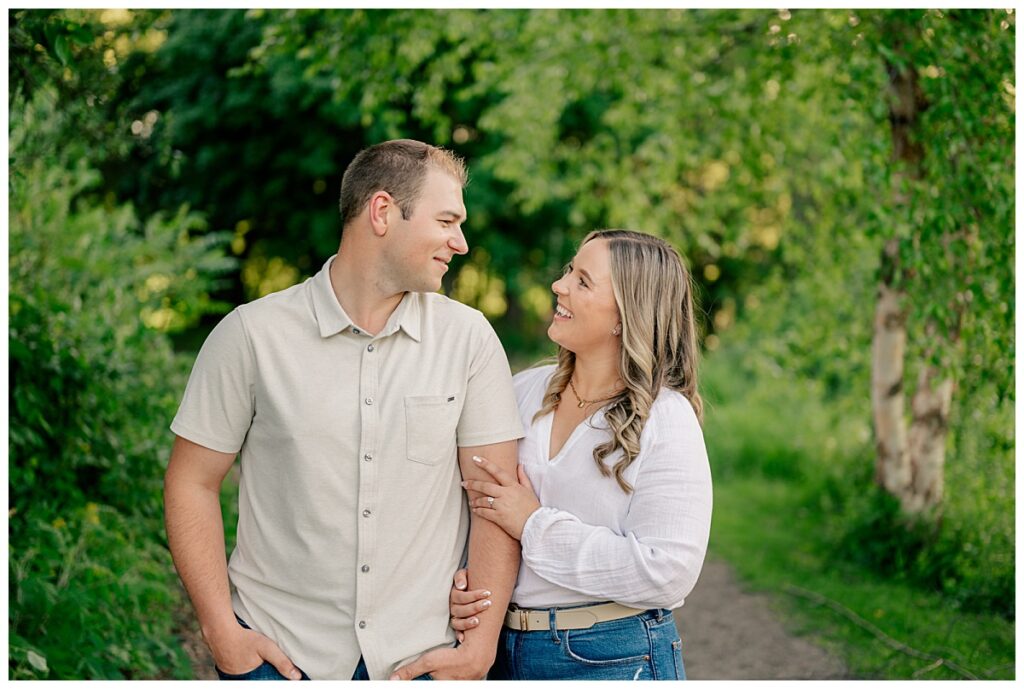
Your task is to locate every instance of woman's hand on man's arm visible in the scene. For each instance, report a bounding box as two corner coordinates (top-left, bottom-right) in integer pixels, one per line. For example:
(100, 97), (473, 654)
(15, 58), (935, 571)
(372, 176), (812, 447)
(461, 455), (541, 540)
(448, 568), (493, 643)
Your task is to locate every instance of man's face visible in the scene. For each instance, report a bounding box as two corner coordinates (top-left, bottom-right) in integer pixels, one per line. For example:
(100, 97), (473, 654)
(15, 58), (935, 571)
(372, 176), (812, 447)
(384, 168), (468, 293)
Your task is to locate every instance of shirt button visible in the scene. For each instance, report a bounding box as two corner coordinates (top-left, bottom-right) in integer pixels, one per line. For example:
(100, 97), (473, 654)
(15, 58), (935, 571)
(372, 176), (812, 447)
(364, 398), (373, 405)
(363, 453), (373, 462)
(361, 564), (370, 573)
(352, 328), (361, 334)
(367, 344), (375, 352)
(358, 620), (367, 629)
(362, 509), (371, 518)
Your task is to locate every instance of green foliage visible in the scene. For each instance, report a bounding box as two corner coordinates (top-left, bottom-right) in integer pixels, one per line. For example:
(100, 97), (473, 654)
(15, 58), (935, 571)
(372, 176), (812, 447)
(10, 88), (234, 524)
(108, 8), (1012, 397)
(79, 9), (1013, 401)
(703, 345), (1015, 621)
(710, 478), (1014, 680)
(9, 505), (190, 679)
(6, 7), (1014, 677)
(830, 486), (1013, 619)
(9, 10), (100, 101)
(817, 372), (1016, 619)
(109, 9), (360, 303)
(692, 9), (1014, 623)
(108, 9), (872, 321)
(702, 341), (874, 483)
(9, 10), (151, 169)
(866, 10), (1015, 400)
(8, 87), (234, 678)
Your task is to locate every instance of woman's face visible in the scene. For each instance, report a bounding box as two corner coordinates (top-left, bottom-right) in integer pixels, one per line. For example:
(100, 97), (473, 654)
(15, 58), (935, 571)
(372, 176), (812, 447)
(548, 238), (621, 356)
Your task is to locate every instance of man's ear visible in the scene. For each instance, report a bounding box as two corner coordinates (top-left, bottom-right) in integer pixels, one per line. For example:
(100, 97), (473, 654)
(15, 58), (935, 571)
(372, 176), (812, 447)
(368, 191), (393, 237)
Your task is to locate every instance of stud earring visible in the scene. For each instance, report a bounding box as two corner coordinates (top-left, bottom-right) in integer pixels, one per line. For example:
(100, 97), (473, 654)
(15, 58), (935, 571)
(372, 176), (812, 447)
(612, 324), (622, 336)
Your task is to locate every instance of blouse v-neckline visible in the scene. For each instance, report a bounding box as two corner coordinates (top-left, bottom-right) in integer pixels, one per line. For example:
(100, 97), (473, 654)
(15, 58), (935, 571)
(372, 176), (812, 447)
(542, 407), (604, 463)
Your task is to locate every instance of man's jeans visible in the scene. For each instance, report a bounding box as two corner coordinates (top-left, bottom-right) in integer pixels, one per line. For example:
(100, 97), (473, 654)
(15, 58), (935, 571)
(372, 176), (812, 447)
(488, 607), (686, 681)
(215, 661), (310, 681)
(351, 656), (433, 681)
(214, 616), (431, 680)
(214, 617), (310, 680)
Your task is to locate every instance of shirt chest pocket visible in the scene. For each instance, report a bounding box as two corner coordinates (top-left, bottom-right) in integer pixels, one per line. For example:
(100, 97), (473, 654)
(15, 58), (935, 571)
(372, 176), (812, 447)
(404, 394), (460, 465)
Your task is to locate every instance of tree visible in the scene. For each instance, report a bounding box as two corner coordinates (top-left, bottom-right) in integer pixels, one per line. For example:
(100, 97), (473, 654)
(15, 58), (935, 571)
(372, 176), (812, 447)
(868, 10), (1014, 518)
(111, 9), (844, 345)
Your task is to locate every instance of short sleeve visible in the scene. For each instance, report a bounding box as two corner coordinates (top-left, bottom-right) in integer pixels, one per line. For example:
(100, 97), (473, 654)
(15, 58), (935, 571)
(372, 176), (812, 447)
(170, 308), (256, 454)
(456, 312), (524, 447)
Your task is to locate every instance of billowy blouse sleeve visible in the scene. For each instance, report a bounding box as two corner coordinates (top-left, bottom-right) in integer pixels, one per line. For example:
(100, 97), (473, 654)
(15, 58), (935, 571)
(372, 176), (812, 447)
(519, 394), (712, 609)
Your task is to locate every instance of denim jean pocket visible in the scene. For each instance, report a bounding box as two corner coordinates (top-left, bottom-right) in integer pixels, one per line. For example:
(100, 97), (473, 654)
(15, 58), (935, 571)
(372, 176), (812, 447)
(671, 639), (686, 680)
(563, 616), (652, 666)
(645, 613), (684, 680)
(217, 617), (309, 681)
(215, 660), (275, 680)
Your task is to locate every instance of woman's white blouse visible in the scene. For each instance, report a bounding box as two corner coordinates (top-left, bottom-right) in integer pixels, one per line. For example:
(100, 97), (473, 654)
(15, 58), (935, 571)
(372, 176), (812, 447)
(512, 364), (713, 610)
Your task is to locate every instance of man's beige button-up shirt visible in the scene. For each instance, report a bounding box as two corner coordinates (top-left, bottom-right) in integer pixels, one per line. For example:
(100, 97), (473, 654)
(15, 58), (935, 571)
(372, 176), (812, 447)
(170, 256), (524, 679)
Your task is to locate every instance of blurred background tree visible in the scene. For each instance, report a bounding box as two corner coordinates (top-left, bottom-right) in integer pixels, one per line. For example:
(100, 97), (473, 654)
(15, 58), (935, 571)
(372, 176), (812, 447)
(8, 8), (1013, 679)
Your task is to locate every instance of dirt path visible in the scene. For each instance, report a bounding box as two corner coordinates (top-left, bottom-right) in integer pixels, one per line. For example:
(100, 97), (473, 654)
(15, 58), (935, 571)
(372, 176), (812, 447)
(181, 558), (848, 680)
(675, 558), (848, 680)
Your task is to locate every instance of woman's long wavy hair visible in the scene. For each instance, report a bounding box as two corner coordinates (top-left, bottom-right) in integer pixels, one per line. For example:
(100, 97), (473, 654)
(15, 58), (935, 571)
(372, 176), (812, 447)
(534, 230), (703, 494)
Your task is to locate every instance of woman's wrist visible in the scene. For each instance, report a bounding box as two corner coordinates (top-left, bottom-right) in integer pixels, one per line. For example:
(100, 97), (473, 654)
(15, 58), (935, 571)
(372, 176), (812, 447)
(519, 505), (554, 553)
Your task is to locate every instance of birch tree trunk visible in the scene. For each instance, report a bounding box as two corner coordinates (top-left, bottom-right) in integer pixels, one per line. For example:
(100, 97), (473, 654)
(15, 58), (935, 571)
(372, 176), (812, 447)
(871, 22), (954, 518)
(871, 274), (909, 497)
(905, 367), (954, 514)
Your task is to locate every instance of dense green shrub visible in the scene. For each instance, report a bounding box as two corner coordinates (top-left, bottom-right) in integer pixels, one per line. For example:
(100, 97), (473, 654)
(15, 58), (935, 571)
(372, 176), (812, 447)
(702, 344), (1015, 620)
(701, 341), (873, 483)
(9, 88), (234, 678)
(9, 506), (189, 679)
(830, 486), (1014, 620)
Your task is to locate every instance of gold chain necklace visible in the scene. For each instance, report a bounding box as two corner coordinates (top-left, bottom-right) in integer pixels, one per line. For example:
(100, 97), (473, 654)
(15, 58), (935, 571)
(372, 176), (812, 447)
(567, 378), (622, 409)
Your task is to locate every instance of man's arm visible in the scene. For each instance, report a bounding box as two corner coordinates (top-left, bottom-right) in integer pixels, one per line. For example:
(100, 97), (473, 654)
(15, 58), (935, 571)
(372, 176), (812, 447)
(164, 435), (302, 680)
(389, 439), (520, 680)
(454, 440), (521, 665)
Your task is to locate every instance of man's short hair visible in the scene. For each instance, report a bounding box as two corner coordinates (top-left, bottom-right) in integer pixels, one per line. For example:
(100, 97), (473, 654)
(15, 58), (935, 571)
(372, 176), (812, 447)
(338, 139), (468, 230)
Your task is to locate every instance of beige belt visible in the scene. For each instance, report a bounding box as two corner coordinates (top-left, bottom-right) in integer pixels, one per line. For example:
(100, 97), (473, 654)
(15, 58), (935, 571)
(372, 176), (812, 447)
(504, 602), (646, 631)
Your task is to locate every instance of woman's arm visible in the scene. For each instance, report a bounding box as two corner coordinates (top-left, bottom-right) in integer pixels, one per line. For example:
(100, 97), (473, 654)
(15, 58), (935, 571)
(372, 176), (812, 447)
(520, 426), (712, 609)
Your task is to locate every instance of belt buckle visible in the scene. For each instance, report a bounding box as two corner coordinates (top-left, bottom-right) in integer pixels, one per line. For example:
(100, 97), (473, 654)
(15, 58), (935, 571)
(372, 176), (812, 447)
(519, 609), (529, 630)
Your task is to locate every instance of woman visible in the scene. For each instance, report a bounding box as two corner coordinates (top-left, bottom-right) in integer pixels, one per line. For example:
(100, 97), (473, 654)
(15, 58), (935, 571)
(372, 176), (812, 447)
(452, 229), (712, 680)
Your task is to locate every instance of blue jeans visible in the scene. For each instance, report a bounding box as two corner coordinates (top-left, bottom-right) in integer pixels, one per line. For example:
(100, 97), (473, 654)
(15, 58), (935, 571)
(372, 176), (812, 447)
(216, 656), (432, 681)
(214, 616), (432, 681)
(216, 662), (310, 681)
(351, 656), (433, 681)
(489, 607), (686, 681)
(215, 616), (311, 680)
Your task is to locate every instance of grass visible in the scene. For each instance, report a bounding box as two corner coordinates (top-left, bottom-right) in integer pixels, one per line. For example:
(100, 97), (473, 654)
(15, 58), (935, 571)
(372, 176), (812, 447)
(709, 477), (1015, 680)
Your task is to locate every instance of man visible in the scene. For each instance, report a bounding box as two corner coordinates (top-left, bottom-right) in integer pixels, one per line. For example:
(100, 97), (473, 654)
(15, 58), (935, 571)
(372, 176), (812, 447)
(164, 140), (523, 680)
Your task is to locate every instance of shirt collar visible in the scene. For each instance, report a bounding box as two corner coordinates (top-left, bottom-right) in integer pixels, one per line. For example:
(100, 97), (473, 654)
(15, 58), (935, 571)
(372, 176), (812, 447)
(310, 255), (422, 342)
(387, 290), (423, 342)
